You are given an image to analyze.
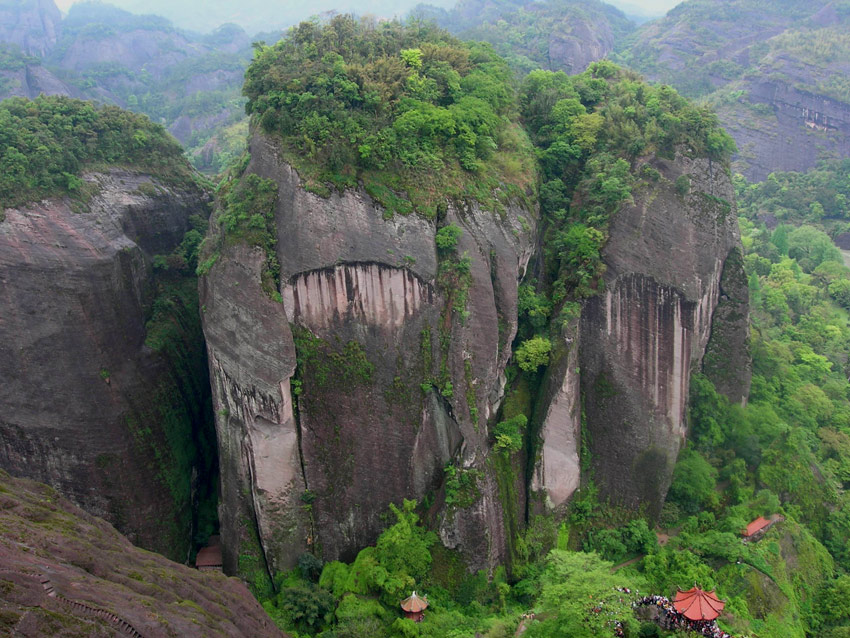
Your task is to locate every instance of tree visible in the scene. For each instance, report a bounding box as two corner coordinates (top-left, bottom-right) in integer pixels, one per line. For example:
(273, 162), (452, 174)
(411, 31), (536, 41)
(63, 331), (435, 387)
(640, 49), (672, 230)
(524, 551), (642, 638)
(435, 224), (463, 251)
(515, 336), (552, 372)
(667, 448), (717, 514)
(787, 226), (842, 272)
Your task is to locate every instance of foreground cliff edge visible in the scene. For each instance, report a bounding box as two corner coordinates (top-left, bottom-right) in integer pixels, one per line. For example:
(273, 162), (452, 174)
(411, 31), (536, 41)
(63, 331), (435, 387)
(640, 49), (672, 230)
(0, 470), (284, 637)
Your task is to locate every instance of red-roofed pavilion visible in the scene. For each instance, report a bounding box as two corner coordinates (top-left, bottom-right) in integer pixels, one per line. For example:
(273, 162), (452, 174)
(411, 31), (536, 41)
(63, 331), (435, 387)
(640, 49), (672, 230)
(673, 586), (725, 621)
(400, 591), (428, 622)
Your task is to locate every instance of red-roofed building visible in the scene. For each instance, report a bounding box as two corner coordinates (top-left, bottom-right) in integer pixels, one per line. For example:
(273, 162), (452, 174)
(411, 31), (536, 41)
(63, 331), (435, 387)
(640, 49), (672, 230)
(400, 591), (428, 622)
(673, 587), (725, 621)
(742, 514), (783, 541)
(196, 535), (223, 572)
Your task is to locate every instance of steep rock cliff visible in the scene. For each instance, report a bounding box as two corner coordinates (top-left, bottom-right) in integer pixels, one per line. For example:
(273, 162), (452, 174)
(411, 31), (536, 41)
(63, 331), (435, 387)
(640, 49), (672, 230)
(201, 132), (536, 575)
(579, 154), (749, 514)
(718, 77), (850, 181)
(0, 170), (214, 561)
(0, 470), (284, 638)
(0, 0), (61, 57)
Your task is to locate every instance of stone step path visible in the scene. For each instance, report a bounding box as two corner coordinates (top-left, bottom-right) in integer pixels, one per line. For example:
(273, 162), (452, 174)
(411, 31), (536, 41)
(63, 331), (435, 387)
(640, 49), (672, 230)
(0, 567), (144, 637)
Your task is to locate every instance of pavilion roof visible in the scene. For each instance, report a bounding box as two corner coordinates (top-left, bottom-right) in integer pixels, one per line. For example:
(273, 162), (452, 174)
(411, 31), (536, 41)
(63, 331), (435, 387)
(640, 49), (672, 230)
(400, 591), (428, 613)
(673, 586), (725, 621)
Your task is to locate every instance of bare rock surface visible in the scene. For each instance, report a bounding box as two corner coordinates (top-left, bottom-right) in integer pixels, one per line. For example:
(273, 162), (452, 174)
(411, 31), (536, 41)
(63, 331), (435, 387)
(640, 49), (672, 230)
(0, 0), (61, 57)
(579, 154), (749, 514)
(0, 171), (212, 561)
(0, 470), (284, 638)
(201, 132), (536, 572)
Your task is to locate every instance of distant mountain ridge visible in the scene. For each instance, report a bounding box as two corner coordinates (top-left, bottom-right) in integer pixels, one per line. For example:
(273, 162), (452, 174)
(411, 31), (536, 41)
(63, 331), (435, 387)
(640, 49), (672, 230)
(0, 0), (259, 172)
(412, 0), (634, 74)
(616, 0), (850, 179)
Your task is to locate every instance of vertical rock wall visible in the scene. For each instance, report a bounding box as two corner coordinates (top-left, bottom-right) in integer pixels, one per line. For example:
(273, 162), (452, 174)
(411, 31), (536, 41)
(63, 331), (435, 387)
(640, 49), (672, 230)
(201, 132), (536, 571)
(200, 242), (307, 578)
(529, 317), (582, 514)
(0, 171), (213, 561)
(202, 135), (749, 571)
(578, 154), (749, 514)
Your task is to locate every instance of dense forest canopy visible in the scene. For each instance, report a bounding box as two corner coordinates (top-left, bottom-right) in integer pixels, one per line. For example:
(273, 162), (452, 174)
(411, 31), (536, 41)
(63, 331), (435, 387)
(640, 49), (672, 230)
(243, 15), (536, 217)
(0, 95), (194, 207)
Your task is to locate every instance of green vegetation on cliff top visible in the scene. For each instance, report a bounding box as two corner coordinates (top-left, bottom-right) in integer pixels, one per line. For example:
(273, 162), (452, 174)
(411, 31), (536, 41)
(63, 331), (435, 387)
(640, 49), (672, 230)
(243, 15), (536, 217)
(0, 95), (194, 208)
(510, 58), (735, 383)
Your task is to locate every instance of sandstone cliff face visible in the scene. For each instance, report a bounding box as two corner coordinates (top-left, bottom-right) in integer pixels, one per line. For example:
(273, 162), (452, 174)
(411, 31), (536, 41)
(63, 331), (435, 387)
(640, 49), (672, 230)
(0, 0), (61, 57)
(0, 62), (73, 100)
(720, 79), (850, 181)
(578, 155), (749, 514)
(201, 132), (536, 573)
(0, 470), (284, 638)
(545, 13), (617, 75)
(529, 317), (581, 515)
(0, 171), (213, 561)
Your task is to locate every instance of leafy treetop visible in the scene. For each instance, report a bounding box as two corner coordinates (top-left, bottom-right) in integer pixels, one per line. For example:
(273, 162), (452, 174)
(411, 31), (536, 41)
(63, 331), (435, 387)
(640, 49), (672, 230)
(242, 14), (535, 217)
(0, 95), (194, 208)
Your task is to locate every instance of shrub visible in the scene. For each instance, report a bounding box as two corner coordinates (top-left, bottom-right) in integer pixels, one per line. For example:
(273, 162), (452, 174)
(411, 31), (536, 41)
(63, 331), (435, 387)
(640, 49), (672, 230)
(515, 336), (552, 372)
(435, 224), (463, 252)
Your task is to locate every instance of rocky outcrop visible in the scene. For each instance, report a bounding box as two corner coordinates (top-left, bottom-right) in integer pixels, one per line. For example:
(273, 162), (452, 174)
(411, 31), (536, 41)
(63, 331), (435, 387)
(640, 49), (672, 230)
(0, 171), (214, 562)
(702, 245), (751, 405)
(578, 154), (749, 514)
(720, 79), (850, 181)
(529, 317), (581, 514)
(0, 62), (74, 101)
(200, 240), (307, 579)
(0, 0), (61, 57)
(546, 12), (618, 75)
(0, 470), (284, 638)
(201, 132), (536, 573)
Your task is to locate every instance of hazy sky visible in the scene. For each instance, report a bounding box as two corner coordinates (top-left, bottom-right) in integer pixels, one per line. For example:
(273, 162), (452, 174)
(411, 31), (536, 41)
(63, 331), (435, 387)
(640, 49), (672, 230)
(52, 0), (683, 33)
(53, 0), (683, 15)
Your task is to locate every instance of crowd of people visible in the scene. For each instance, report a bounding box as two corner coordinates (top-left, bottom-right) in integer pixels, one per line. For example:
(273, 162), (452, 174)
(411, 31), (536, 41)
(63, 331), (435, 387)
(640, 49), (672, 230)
(634, 594), (735, 638)
(581, 587), (737, 638)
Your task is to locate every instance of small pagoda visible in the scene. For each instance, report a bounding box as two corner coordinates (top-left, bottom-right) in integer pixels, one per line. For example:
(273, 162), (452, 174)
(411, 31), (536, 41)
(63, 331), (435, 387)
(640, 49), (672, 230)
(400, 591), (428, 622)
(673, 586), (725, 621)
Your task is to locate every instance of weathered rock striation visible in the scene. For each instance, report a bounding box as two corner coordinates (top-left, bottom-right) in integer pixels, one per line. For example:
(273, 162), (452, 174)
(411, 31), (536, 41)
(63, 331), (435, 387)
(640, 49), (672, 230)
(202, 123), (752, 575)
(200, 132), (536, 576)
(528, 155), (749, 518)
(578, 154), (749, 514)
(0, 171), (214, 562)
(0, 470), (285, 638)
